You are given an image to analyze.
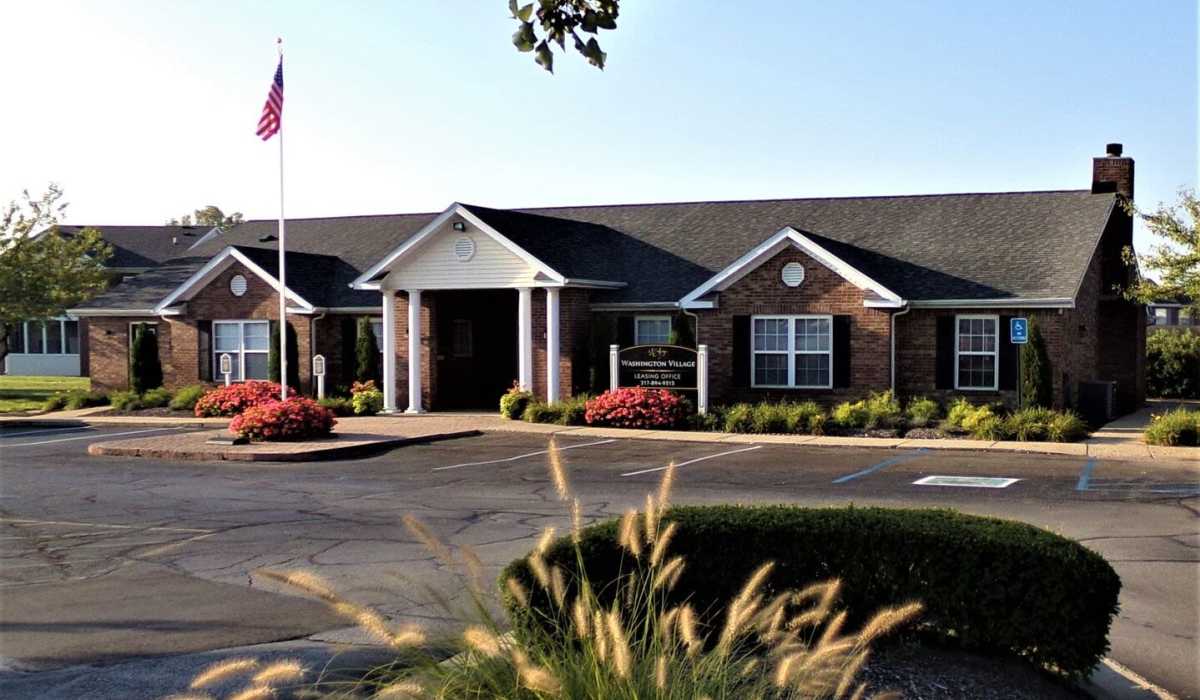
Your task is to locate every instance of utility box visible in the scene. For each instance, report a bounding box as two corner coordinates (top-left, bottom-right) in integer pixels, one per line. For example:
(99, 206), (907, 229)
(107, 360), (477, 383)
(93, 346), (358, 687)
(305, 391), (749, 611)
(1077, 381), (1117, 426)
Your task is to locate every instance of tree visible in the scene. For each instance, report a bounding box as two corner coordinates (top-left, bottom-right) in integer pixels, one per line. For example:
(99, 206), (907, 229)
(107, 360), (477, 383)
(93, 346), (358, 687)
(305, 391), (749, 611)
(356, 317), (381, 384)
(1122, 190), (1199, 310)
(509, 0), (619, 73)
(268, 320), (300, 388)
(0, 185), (112, 370)
(168, 205), (244, 231)
(1019, 321), (1052, 408)
(129, 323), (163, 393)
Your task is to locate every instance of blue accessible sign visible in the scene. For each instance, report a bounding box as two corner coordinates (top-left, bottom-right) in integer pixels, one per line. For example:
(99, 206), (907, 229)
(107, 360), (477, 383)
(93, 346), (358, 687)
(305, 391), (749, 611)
(1010, 317), (1029, 344)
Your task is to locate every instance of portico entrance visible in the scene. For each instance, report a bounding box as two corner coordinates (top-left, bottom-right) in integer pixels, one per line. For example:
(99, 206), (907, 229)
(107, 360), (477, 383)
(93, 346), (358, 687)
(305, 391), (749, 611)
(432, 290), (517, 410)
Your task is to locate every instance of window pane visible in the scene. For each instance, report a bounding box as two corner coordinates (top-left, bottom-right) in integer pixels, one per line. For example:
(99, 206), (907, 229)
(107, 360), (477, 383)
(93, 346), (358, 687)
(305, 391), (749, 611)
(27, 321), (44, 354)
(754, 353), (788, 385)
(753, 318), (788, 352)
(64, 321), (79, 354)
(243, 322), (270, 351)
(214, 323), (239, 351)
(795, 318), (830, 352)
(795, 353), (830, 387)
(8, 322), (25, 354)
(371, 321), (384, 348)
(635, 318), (671, 344)
(46, 321), (63, 354)
(243, 352), (269, 380)
(957, 354), (996, 388)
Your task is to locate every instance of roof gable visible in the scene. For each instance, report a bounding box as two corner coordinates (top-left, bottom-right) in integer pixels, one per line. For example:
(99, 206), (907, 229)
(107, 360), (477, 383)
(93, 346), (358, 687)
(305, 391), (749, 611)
(155, 246), (315, 313)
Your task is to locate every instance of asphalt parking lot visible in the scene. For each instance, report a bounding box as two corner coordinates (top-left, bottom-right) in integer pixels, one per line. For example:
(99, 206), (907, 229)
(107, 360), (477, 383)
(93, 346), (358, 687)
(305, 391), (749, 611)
(0, 422), (1196, 698)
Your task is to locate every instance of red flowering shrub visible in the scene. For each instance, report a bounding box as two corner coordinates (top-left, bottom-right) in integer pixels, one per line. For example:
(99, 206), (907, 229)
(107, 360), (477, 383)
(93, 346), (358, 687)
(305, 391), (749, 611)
(229, 397), (337, 442)
(194, 381), (294, 417)
(584, 388), (688, 429)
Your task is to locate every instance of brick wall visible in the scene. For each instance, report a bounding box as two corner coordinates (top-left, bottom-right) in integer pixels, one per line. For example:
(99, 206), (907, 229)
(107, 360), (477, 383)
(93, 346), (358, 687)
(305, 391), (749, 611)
(392, 291), (436, 411)
(529, 288), (591, 401)
(695, 246), (892, 405)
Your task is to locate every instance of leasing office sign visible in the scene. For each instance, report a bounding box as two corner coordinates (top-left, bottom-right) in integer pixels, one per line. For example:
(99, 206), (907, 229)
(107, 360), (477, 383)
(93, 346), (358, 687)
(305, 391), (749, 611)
(617, 345), (698, 390)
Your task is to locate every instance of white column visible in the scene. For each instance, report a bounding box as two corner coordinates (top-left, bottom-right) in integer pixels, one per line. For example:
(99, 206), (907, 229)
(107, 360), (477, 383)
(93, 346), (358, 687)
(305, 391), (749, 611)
(697, 344), (708, 415)
(545, 287), (560, 402)
(406, 289), (424, 413)
(517, 287), (533, 391)
(381, 290), (397, 412)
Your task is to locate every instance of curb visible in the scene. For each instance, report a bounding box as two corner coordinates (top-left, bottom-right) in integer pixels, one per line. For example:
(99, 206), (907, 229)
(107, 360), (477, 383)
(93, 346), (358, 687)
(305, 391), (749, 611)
(87, 430), (481, 462)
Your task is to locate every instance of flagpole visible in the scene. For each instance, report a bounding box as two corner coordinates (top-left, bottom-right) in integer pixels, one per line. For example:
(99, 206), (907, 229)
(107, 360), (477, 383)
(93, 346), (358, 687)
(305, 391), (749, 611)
(276, 39), (288, 401)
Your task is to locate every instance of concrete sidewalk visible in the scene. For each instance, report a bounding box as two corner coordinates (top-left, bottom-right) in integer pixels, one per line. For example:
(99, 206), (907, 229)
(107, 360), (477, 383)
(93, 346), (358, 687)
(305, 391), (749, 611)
(9, 404), (1198, 464)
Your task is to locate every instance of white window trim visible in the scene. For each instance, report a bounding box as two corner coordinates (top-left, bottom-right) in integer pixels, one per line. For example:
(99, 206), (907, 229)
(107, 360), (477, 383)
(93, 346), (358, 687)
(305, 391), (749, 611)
(11, 318), (79, 356)
(212, 320), (271, 382)
(127, 321), (158, 352)
(954, 314), (999, 391)
(634, 315), (673, 345)
(750, 314), (834, 389)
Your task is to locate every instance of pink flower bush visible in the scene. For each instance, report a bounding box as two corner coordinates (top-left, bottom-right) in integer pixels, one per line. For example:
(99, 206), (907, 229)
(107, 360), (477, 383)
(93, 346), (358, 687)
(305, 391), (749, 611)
(584, 388), (688, 429)
(194, 381), (294, 417)
(229, 397), (337, 442)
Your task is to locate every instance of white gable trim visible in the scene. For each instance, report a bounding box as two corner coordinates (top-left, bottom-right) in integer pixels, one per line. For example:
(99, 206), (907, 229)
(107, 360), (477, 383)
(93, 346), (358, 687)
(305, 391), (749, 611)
(679, 227), (905, 309)
(351, 203), (568, 289)
(154, 246), (316, 313)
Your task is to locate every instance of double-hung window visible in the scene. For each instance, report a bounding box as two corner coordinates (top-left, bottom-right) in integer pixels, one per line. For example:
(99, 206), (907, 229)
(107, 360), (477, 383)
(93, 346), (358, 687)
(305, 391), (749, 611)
(634, 315), (672, 345)
(751, 315), (832, 388)
(7, 319), (79, 355)
(955, 315), (998, 390)
(213, 320), (270, 381)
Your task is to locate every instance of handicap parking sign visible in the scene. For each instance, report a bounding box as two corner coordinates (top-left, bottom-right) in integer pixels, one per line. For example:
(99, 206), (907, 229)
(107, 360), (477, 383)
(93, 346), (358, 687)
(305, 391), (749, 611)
(1010, 317), (1029, 344)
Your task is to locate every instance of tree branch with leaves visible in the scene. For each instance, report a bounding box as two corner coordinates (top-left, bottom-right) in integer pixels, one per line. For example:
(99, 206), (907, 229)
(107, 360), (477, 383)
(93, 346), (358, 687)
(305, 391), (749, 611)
(168, 205), (244, 232)
(1122, 189), (1200, 310)
(510, 0), (618, 73)
(0, 185), (112, 368)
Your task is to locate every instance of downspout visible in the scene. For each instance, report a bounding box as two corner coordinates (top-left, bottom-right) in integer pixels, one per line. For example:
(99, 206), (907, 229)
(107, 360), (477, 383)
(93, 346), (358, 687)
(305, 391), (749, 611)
(890, 304), (910, 394)
(680, 304), (701, 346)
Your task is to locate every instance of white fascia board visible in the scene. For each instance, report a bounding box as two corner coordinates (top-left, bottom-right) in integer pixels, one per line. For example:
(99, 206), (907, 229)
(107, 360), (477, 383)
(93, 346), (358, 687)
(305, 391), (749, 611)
(589, 302), (681, 311)
(864, 299), (907, 308)
(351, 203), (568, 289)
(184, 227), (224, 251)
(154, 246), (316, 313)
(908, 298), (1075, 309)
(678, 227), (904, 308)
(562, 278), (627, 289)
(67, 308), (158, 317)
(326, 306), (383, 313)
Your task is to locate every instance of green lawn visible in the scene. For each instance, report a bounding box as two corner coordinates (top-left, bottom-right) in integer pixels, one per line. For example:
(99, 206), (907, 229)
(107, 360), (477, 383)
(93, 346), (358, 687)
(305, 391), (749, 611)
(0, 375), (90, 413)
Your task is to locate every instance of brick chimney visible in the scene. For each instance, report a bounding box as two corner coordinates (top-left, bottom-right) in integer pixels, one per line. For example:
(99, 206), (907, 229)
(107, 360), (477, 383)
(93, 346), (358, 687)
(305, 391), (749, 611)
(1091, 142), (1134, 200)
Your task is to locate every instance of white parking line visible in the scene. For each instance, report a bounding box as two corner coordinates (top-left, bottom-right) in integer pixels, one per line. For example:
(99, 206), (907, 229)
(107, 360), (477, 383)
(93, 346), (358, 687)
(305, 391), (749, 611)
(6, 426), (184, 447)
(621, 445), (763, 477)
(433, 439), (617, 471)
(0, 426), (94, 439)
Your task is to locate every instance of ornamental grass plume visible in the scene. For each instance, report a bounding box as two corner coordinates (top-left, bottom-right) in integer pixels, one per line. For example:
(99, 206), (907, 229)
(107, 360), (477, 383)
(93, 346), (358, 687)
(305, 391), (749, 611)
(182, 437), (916, 699)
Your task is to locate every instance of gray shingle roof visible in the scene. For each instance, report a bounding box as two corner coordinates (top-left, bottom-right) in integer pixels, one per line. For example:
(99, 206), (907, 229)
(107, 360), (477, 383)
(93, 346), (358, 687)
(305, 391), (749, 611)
(75, 189), (1119, 312)
(57, 224), (208, 269)
(72, 257), (209, 310)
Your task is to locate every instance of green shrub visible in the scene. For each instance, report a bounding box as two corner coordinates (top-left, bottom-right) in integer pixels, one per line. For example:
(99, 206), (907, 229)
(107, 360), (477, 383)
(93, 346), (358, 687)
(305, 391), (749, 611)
(522, 400), (563, 424)
(863, 390), (902, 429)
(831, 399), (869, 429)
(1020, 321), (1054, 407)
(1144, 408), (1200, 446)
(720, 403), (754, 433)
(351, 385), (383, 415)
(169, 385), (208, 411)
(317, 396), (355, 417)
(945, 397), (975, 428)
(750, 401), (789, 433)
(129, 323), (163, 394)
(1147, 330), (1200, 398)
(786, 400), (825, 434)
(505, 505), (1121, 679)
(355, 317), (381, 385)
(960, 404), (997, 433)
(1004, 407), (1054, 441)
(806, 412), (828, 435)
(109, 390), (143, 411)
(499, 385), (534, 420)
(1047, 411), (1089, 442)
(41, 394), (67, 412)
(140, 387), (173, 408)
(558, 394), (589, 425)
(688, 408), (722, 431)
(906, 396), (941, 428)
(61, 389), (108, 410)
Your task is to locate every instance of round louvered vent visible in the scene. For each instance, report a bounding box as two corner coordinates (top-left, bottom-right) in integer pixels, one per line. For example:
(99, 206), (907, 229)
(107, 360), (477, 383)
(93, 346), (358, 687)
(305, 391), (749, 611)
(781, 262), (805, 287)
(230, 274), (248, 296)
(453, 237), (476, 262)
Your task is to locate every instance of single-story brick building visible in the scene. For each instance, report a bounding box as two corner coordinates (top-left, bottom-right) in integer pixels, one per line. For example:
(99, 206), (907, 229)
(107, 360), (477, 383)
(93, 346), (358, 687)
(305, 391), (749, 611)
(72, 144), (1146, 417)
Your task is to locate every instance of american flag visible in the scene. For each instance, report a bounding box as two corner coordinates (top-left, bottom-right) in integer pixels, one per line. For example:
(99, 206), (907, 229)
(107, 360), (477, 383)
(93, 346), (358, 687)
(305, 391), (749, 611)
(256, 59), (284, 141)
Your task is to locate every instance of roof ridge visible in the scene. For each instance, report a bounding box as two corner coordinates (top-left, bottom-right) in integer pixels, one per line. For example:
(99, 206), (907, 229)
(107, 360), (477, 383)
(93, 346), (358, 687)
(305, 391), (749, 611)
(237, 210), (443, 225)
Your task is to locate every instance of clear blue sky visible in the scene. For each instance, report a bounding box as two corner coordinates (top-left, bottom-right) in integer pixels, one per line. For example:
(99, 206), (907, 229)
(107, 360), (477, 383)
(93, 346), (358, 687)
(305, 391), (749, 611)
(1, 1), (1194, 251)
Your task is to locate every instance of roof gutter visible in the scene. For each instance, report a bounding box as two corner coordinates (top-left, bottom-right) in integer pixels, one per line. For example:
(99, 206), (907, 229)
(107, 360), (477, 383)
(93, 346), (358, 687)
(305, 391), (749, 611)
(908, 298), (1075, 309)
(67, 308), (160, 317)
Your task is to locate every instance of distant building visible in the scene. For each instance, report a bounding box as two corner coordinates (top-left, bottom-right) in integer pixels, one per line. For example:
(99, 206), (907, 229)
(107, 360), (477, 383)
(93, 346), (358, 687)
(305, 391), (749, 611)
(1148, 299), (1196, 331)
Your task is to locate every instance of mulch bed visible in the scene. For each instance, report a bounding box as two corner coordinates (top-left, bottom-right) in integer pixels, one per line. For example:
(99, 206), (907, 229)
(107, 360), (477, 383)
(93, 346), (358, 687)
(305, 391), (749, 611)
(104, 407), (200, 417)
(861, 643), (1086, 699)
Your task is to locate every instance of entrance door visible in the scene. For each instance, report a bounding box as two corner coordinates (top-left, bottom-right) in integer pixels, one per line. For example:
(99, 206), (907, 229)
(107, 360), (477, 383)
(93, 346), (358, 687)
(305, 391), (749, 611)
(434, 290), (518, 409)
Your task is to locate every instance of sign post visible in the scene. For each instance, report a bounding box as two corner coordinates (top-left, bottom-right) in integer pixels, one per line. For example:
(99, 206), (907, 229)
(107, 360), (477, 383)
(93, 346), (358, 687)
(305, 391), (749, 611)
(1010, 318), (1028, 407)
(313, 354), (326, 400)
(609, 344), (619, 392)
(219, 353), (233, 387)
(697, 344), (708, 415)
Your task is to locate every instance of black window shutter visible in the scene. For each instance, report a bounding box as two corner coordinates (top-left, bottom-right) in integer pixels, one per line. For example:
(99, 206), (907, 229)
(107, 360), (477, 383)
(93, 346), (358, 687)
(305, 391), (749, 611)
(998, 315), (1017, 390)
(197, 320), (212, 381)
(340, 316), (357, 385)
(732, 315), (751, 387)
(935, 316), (955, 389)
(833, 315), (852, 388)
(617, 316), (635, 347)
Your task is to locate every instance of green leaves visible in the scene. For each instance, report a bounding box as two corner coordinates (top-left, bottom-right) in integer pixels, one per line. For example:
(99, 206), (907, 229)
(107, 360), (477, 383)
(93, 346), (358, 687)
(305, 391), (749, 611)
(508, 0), (620, 73)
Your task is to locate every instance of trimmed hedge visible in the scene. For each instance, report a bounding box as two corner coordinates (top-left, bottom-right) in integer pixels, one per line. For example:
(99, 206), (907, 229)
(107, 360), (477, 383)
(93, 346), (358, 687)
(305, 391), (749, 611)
(503, 505), (1120, 678)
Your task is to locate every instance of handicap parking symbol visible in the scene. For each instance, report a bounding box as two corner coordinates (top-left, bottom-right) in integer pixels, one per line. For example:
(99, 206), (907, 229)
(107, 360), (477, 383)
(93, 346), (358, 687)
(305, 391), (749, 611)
(1010, 317), (1028, 344)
